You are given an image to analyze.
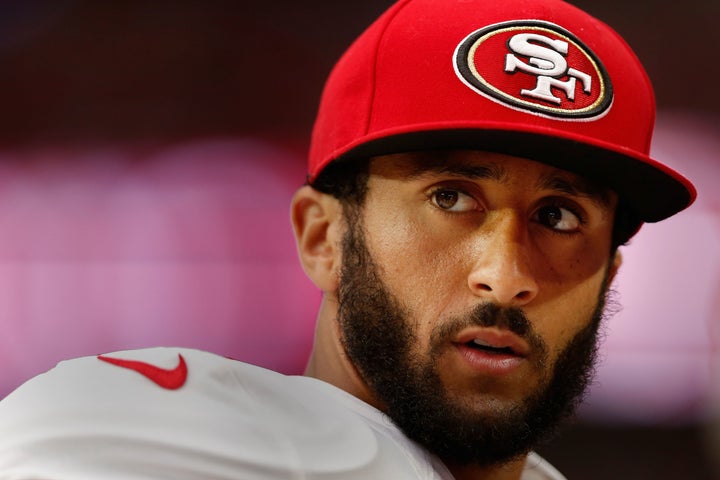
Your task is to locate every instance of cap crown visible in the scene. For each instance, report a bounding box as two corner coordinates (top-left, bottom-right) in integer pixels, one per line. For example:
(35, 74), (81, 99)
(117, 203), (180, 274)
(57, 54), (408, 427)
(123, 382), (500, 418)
(309, 0), (695, 222)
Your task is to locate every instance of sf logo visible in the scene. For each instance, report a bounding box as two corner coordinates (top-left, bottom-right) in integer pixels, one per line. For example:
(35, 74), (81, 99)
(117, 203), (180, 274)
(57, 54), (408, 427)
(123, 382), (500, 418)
(504, 33), (593, 105)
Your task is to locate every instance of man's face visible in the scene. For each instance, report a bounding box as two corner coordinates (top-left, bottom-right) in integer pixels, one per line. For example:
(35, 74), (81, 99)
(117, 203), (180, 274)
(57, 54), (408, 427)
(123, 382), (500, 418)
(336, 151), (618, 467)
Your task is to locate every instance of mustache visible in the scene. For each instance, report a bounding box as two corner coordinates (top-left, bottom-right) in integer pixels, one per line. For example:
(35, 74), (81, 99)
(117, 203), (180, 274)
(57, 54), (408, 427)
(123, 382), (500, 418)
(429, 303), (547, 359)
(471, 303), (531, 335)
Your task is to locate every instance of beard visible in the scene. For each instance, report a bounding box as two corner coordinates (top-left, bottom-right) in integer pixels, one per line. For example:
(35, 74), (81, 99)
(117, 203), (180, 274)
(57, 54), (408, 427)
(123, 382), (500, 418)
(336, 212), (612, 468)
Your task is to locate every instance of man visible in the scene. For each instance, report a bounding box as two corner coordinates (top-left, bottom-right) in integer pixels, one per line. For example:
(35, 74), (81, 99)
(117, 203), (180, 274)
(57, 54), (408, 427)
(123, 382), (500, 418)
(0, 0), (695, 479)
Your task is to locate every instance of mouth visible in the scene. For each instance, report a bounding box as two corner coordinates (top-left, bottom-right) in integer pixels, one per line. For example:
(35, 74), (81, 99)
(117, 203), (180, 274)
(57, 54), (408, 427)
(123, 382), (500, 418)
(453, 328), (530, 358)
(466, 338), (517, 356)
(451, 331), (529, 374)
(446, 328), (533, 376)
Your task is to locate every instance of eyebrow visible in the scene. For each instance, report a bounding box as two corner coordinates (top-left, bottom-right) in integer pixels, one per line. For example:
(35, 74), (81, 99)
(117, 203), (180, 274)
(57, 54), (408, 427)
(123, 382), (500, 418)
(537, 173), (612, 207)
(397, 156), (612, 207)
(400, 158), (506, 182)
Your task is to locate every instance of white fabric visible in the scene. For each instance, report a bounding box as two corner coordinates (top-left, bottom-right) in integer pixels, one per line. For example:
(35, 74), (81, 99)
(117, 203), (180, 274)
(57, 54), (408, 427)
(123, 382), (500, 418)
(0, 347), (565, 479)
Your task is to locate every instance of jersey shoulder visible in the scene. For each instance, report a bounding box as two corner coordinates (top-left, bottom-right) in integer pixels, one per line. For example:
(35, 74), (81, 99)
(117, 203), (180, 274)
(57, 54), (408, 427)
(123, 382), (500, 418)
(0, 347), (444, 479)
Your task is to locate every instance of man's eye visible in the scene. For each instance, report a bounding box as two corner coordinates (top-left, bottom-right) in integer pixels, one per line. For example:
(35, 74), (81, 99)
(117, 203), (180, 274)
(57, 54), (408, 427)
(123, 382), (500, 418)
(430, 189), (478, 212)
(535, 205), (581, 232)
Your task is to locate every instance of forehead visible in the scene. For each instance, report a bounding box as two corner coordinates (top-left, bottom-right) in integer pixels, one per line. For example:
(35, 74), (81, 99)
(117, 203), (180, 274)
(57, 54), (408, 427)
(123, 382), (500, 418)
(369, 150), (614, 206)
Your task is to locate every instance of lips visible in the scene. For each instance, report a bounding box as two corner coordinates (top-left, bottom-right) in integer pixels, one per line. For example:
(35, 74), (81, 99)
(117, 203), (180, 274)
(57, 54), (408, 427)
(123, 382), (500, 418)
(454, 328), (530, 357)
(451, 328), (530, 374)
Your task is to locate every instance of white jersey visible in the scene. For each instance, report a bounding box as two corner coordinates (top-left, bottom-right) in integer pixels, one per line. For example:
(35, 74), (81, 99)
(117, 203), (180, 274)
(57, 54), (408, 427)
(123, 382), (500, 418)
(0, 347), (565, 480)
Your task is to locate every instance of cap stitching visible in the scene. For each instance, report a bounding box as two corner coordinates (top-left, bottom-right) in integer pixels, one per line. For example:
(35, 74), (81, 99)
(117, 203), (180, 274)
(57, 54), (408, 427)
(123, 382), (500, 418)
(363, 0), (417, 136)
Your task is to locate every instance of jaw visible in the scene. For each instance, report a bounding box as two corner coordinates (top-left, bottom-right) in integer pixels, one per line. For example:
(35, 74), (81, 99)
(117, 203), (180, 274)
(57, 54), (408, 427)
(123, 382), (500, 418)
(304, 295), (386, 409)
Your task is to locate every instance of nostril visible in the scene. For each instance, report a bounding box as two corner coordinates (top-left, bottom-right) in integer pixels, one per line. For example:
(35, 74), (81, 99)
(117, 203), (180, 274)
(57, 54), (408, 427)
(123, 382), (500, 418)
(514, 290), (533, 301)
(470, 279), (538, 306)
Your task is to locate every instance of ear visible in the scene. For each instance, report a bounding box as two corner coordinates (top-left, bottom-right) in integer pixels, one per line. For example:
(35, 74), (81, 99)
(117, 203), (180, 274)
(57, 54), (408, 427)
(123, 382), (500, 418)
(607, 250), (623, 285)
(291, 185), (344, 292)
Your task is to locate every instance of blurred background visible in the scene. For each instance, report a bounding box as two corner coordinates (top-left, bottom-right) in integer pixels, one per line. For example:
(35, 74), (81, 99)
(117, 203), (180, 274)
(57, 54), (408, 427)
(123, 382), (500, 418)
(0, 1), (717, 478)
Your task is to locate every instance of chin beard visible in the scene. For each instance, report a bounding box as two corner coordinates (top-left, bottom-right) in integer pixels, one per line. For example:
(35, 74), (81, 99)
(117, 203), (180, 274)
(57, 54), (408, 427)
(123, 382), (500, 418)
(337, 214), (612, 467)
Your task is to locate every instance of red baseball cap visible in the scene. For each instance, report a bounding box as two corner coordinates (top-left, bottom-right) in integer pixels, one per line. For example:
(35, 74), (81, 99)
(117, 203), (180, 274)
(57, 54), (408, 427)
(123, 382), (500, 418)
(309, 0), (696, 222)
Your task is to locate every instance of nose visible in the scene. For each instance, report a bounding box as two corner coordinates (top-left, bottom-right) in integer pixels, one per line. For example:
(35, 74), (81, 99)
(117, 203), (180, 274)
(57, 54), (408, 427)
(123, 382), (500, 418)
(467, 212), (539, 306)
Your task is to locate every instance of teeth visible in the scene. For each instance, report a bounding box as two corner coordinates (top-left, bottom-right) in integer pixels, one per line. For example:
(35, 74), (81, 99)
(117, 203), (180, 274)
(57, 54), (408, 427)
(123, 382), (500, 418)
(473, 339), (493, 348)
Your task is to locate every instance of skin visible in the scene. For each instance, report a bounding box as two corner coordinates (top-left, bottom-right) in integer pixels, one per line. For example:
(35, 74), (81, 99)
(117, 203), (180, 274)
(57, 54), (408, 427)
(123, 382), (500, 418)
(292, 151), (621, 480)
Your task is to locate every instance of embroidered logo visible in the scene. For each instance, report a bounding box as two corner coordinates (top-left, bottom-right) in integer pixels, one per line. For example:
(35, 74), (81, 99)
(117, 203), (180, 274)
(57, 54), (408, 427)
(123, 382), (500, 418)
(98, 353), (188, 390)
(454, 20), (612, 120)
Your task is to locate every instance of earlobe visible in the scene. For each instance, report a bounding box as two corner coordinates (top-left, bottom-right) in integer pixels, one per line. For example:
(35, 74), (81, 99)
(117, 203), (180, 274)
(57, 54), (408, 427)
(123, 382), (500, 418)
(607, 251), (623, 285)
(291, 185), (343, 292)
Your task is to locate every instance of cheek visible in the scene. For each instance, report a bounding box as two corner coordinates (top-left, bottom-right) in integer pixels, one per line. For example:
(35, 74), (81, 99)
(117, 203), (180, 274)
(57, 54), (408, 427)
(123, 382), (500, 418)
(533, 230), (612, 291)
(363, 209), (465, 319)
(523, 237), (613, 353)
(535, 265), (608, 353)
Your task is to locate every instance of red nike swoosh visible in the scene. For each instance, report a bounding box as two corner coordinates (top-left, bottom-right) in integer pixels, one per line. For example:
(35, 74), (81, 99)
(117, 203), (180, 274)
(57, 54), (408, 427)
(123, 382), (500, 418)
(97, 353), (188, 390)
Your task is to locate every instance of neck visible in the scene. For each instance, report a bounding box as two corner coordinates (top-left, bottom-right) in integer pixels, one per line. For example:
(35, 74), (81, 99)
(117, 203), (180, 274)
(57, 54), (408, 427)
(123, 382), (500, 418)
(304, 297), (383, 409)
(444, 458), (527, 480)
